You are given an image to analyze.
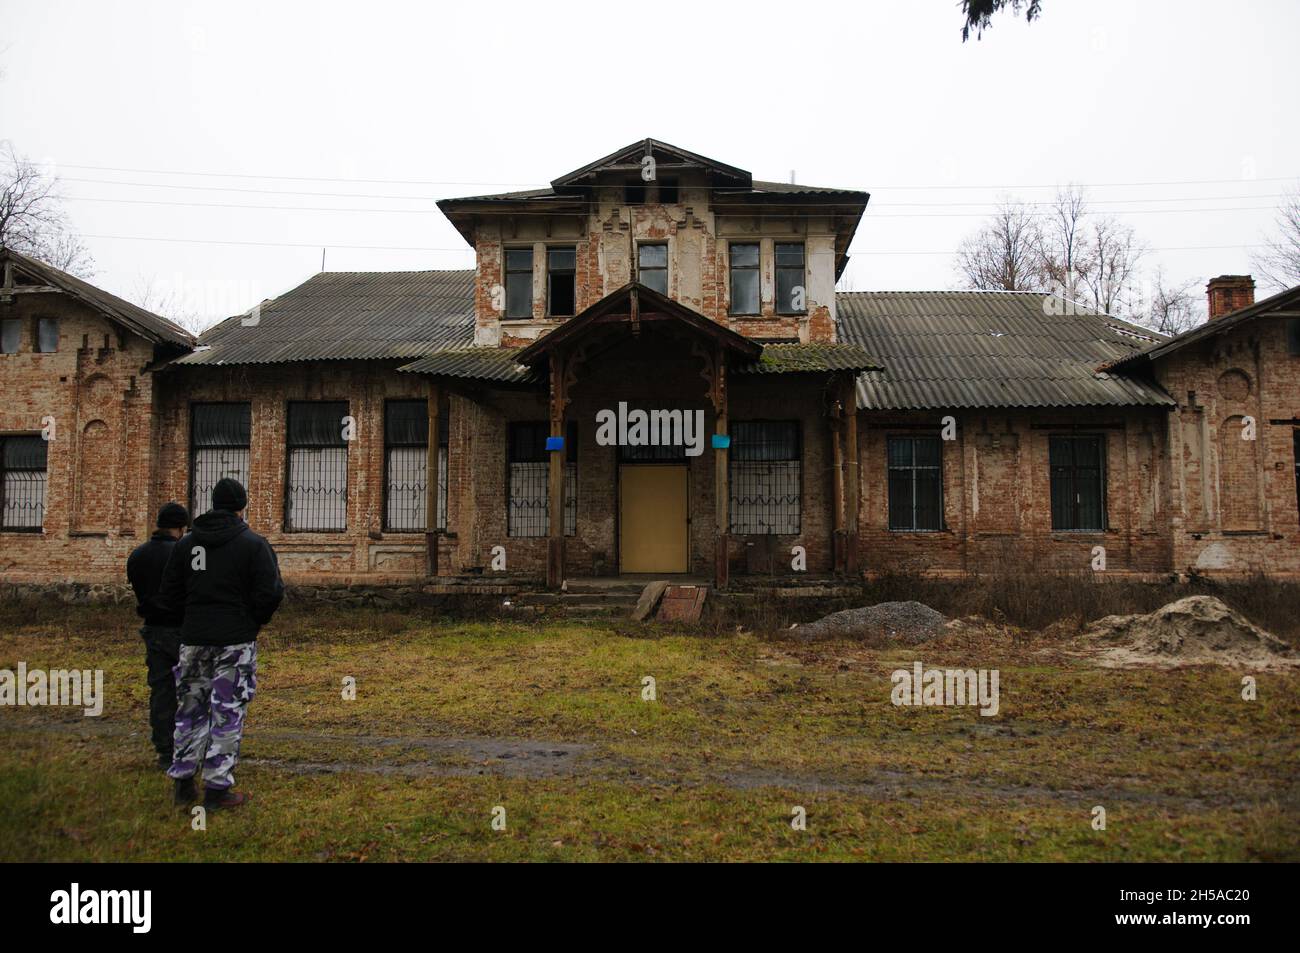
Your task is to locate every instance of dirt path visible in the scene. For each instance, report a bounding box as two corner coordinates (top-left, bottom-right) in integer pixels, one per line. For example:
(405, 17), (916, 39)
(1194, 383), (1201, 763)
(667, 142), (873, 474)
(3, 717), (1290, 812)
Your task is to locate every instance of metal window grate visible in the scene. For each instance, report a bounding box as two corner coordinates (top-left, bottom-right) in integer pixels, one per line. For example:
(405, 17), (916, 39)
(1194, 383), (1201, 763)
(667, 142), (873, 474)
(383, 400), (448, 532)
(887, 435), (944, 531)
(190, 403), (251, 516)
(1, 435), (47, 530)
(1049, 435), (1106, 531)
(286, 401), (349, 532)
(729, 421), (801, 535)
(507, 421), (576, 537)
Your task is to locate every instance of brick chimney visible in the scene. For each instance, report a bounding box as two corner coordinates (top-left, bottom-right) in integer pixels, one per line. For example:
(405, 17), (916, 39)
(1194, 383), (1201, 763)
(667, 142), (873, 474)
(1206, 275), (1255, 320)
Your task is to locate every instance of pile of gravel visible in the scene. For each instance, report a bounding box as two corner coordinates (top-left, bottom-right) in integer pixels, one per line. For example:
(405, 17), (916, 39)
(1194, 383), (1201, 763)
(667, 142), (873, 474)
(794, 600), (948, 644)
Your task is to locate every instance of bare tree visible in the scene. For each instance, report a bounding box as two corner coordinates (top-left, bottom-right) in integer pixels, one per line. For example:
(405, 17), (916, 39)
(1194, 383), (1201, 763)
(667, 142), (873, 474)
(1252, 188), (1300, 291)
(0, 142), (95, 277)
(1037, 185), (1089, 297)
(1140, 268), (1204, 336)
(128, 275), (208, 335)
(1078, 216), (1144, 316)
(955, 200), (1044, 291)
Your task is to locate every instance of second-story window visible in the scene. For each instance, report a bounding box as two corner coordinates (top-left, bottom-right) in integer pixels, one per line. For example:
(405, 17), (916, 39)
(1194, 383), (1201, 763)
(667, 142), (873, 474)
(776, 243), (806, 315)
(1, 319), (20, 354)
(638, 244), (668, 296)
(548, 246), (576, 317)
(37, 318), (59, 352)
(504, 248), (533, 320)
(729, 242), (760, 316)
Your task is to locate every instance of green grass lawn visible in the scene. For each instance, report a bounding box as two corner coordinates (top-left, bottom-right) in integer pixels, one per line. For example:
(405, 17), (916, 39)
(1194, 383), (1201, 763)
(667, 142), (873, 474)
(1, 602), (1296, 861)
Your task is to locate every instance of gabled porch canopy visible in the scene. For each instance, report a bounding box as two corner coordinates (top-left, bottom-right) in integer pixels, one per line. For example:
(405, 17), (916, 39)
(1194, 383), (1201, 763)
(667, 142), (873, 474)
(515, 281), (762, 367)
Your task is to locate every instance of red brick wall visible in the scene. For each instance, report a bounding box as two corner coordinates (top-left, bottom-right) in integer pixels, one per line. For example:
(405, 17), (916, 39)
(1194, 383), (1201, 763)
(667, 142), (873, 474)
(152, 361), (449, 584)
(854, 407), (1171, 577)
(1153, 315), (1300, 575)
(0, 292), (158, 582)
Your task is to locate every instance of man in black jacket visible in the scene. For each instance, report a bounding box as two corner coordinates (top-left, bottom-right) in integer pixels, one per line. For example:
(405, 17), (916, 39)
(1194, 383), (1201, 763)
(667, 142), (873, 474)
(126, 502), (190, 769)
(158, 478), (284, 810)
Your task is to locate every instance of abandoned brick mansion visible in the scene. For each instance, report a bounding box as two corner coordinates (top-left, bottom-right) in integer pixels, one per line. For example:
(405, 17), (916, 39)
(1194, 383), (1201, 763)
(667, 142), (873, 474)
(2, 139), (1300, 591)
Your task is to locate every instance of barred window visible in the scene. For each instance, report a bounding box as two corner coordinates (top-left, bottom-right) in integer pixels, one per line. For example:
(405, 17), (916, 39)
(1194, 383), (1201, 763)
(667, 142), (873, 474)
(507, 421), (576, 538)
(286, 401), (348, 532)
(383, 400), (448, 532)
(1050, 435), (1106, 531)
(1294, 431), (1300, 520)
(729, 421), (801, 535)
(191, 403), (251, 516)
(1, 435), (47, 531)
(775, 243), (806, 315)
(888, 436), (944, 531)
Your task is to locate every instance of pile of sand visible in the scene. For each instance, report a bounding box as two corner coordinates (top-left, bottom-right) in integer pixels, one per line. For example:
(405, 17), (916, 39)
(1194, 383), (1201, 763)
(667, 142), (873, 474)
(794, 601), (948, 644)
(1083, 595), (1298, 668)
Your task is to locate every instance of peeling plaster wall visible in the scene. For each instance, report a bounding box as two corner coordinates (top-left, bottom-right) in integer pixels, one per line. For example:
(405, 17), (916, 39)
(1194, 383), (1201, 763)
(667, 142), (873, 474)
(472, 177), (841, 349)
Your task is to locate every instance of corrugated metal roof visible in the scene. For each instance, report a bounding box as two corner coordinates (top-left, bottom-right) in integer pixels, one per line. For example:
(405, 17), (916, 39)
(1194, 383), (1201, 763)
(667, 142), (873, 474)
(176, 270), (473, 366)
(398, 347), (535, 383)
(735, 343), (879, 374)
(837, 290), (1175, 410)
(3, 247), (194, 348)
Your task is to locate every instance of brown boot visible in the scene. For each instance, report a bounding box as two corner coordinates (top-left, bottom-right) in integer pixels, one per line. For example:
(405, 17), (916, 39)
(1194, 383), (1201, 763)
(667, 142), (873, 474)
(203, 787), (250, 811)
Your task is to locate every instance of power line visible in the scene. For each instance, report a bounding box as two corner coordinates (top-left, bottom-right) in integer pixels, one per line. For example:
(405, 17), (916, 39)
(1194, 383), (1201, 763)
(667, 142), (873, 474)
(64, 194), (1281, 218)
(59, 175), (1288, 208)
(46, 160), (1300, 192)
(79, 231), (1265, 256)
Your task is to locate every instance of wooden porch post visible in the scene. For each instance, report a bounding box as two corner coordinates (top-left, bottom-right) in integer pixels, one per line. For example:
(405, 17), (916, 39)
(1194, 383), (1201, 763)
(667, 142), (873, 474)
(425, 381), (441, 577)
(842, 374), (861, 577)
(547, 353), (567, 590)
(713, 345), (729, 589)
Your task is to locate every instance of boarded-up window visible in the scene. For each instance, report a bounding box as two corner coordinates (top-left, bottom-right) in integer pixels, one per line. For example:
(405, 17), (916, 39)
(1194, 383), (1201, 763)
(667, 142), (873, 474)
(729, 421), (801, 535)
(286, 401), (348, 532)
(1050, 435), (1106, 531)
(507, 421), (576, 538)
(1218, 415), (1260, 530)
(1, 435), (47, 530)
(384, 400), (448, 532)
(191, 403), (251, 516)
(888, 436), (944, 531)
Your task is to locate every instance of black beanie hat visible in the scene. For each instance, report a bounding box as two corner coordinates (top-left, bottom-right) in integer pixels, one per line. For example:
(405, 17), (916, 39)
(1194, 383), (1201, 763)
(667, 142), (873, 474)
(212, 478), (248, 512)
(157, 501), (190, 529)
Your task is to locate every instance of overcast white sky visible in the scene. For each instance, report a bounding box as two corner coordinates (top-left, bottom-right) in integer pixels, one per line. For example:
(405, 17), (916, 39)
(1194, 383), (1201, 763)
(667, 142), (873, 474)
(1, 0), (1296, 327)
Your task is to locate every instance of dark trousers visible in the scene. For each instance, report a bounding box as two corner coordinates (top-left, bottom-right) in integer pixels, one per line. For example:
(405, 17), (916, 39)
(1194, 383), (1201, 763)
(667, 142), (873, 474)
(140, 625), (182, 758)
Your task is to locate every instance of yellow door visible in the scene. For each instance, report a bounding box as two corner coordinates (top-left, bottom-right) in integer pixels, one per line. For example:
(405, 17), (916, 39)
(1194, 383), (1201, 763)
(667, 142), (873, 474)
(619, 465), (688, 573)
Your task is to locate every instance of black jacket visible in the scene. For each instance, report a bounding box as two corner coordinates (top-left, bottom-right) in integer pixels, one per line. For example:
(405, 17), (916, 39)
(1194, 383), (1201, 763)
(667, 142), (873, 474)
(158, 509), (285, 646)
(126, 531), (185, 627)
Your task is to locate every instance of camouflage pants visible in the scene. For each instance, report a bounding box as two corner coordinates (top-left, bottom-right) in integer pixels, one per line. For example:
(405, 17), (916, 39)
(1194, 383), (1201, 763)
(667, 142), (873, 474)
(166, 642), (257, 790)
